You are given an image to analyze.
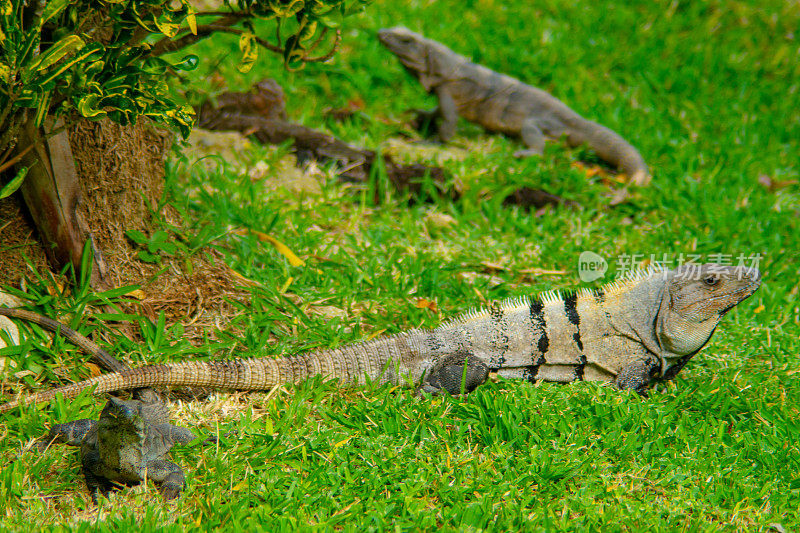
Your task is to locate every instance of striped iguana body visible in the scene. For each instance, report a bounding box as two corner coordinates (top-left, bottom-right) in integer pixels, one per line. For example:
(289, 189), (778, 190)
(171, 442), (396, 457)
(0, 264), (760, 413)
(378, 27), (652, 186)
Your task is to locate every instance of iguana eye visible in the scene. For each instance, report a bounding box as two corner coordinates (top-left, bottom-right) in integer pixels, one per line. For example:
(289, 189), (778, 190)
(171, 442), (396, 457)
(703, 275), (719, 287)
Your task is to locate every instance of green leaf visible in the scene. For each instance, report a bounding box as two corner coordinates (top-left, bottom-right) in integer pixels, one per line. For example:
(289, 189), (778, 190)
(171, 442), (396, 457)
(154, 18), (180, 38)
(237, 32), (258, 73)
(125, 229), (148, 245)
(40, 0), (70, 25)
(83, 60), (105, 78)
(33, 90), (50, 127)
(270, 0), (305, 17)
(137, 250), (161, 263)
(141, 57), (168, 76)
(33, 42), (103, 88)
(298, 21), (318, 42)
(76, 93), (106, 118)
(314, 7), (343, 28)
(27, 35), (85, 73)
(78, 239), (93, 294)
(182, 0), (197, 34)
(0, 166), (27, 199)
(0, 60), (11, 83)
(173, 54), (198, 71)
(283, 35), (304, 69)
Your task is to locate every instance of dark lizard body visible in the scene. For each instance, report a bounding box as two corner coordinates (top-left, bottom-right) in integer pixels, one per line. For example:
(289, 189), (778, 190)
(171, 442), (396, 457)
(0, 264), (760, 413)
(378, 27), (651, 186)
(42, 396), (205, 500)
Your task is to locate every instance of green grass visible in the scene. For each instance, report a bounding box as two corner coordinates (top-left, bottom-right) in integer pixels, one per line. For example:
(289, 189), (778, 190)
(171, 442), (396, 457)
(2, 0), (799, 530)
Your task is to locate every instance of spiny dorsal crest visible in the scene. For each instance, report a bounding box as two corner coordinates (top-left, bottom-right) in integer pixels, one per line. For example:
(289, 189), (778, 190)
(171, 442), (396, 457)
(440, 264), (666, 328)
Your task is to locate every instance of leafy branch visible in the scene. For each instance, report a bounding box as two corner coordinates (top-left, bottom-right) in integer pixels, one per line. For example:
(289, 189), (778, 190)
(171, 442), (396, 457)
(0, 0), (369, 179)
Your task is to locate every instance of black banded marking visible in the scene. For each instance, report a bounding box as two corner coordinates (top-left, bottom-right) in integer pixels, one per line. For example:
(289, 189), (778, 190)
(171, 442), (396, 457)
(489, 304), (510, 366)
(593, 289), (605, 305)
(564, 293), (586, 380)
(520, 366), (534, 383)
(528, 300), (549, 380)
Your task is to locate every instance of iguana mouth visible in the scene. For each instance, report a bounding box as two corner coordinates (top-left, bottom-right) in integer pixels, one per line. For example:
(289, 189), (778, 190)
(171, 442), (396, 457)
(716, 279), (761, 315)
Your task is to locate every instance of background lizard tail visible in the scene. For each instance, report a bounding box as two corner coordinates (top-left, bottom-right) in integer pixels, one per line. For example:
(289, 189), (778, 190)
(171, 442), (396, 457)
(574, 120), (651, 186)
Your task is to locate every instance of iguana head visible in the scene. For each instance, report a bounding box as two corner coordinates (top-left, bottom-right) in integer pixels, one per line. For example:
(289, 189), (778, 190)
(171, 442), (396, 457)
(378, 27), (441, 90)
(657, 264), (761, 358)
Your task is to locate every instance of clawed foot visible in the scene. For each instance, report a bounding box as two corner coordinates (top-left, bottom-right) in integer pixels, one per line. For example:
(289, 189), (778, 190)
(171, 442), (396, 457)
(159, 482), (182, 501)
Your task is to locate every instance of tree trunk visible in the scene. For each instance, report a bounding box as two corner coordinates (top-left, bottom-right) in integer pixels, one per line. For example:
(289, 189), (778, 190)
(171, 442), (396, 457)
(15, 118), (107, 287)
(2, 117), (173, 291)
(2, 117), (250, 346)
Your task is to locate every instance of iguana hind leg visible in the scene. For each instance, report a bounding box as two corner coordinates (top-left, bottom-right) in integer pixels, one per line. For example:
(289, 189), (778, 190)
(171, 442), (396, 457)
(416, 352), (489, 397)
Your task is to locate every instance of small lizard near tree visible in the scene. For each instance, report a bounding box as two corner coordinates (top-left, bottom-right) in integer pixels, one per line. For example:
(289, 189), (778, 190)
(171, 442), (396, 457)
(40, 396), (206, 500)
(0, 263), (760, 413)
(378, 27), (652, 186)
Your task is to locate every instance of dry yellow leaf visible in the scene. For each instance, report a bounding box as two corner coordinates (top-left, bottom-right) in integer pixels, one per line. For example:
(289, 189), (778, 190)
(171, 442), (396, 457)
(279, 276), (294, 293)
(127, 289), (146, 300)
(85, 362), (102, 377)
(234, 228), (305, 267)
(415, 298), (439, 314)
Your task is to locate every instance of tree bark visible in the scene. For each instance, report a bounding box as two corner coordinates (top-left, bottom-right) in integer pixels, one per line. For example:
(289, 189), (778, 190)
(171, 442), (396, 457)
(15, 118), (107, 287)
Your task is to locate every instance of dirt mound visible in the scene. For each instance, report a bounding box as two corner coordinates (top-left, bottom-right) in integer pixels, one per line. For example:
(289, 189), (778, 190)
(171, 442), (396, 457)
(1, 118), (251, 341)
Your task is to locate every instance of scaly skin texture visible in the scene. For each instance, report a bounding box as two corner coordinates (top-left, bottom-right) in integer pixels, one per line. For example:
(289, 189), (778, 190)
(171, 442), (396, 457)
(41, 397), (203, 500)
(0, 263), (760, 412)
(0, 307), (163, 404)
(0, 308), (127, 373)
(377, 27), (652, 186)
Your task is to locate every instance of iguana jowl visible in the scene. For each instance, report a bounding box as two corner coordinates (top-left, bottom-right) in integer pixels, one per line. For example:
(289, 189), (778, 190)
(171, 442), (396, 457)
(0, 264), (759, 412)
(378, 27), (652, 186)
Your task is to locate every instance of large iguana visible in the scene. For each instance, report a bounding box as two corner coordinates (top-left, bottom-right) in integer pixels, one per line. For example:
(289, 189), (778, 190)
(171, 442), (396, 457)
(40, 396), (206, 500)
(0, 264), (760, 413)
(378, 27), (652, 186)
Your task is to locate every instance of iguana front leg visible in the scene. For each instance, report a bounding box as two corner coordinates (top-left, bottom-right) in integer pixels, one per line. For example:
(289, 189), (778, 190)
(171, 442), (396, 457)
(40, 419), (96, 448)
(513, 116), (547, 158)
(146, 459), (186, 500)
(412, 87), (458, 142)
(411, 107), (440, 137)
(81, 448), (118, 502)
(615, 355), (662, 396)
(416, 352), (490, 396)
(434, 87), (458, 142)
